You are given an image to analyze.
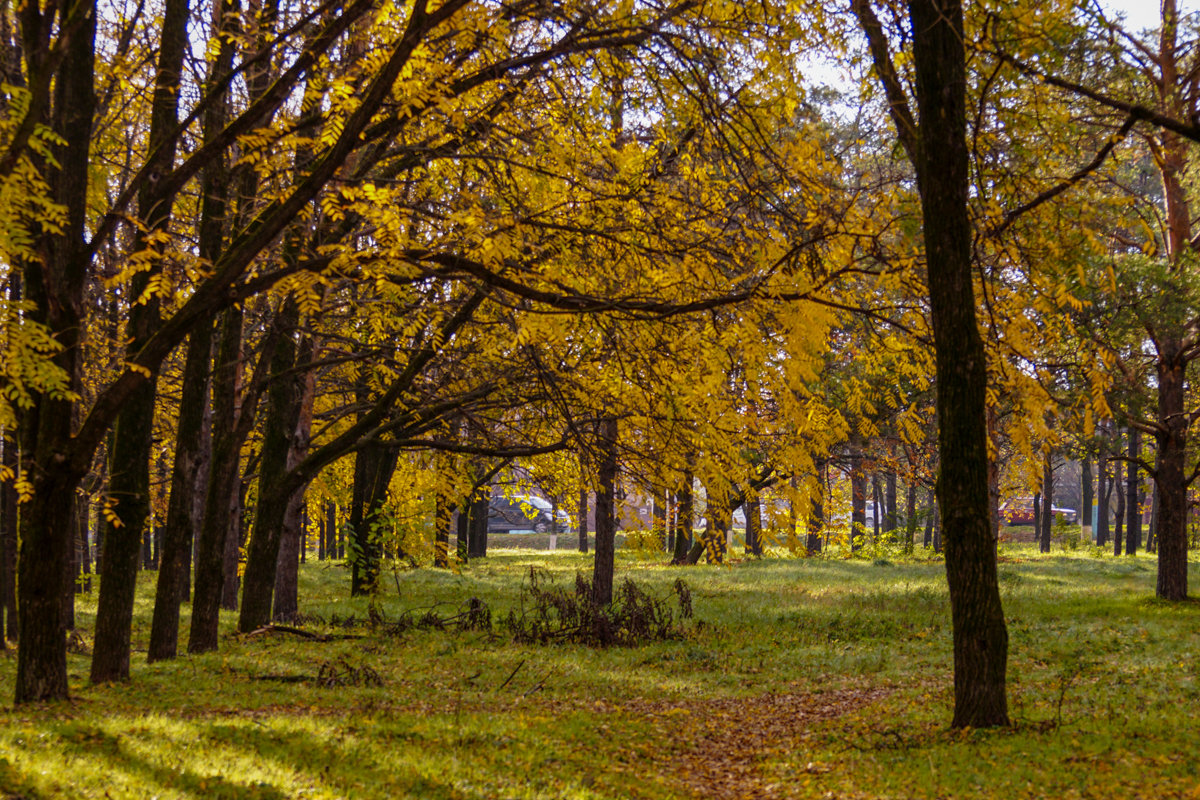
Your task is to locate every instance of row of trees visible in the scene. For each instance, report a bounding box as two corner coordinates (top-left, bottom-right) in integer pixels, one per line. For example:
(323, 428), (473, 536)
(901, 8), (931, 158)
(0, 0), (1197, 730)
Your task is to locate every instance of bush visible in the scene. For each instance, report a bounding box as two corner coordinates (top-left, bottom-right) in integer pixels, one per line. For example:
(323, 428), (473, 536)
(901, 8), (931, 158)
(503, 567), (693, 647)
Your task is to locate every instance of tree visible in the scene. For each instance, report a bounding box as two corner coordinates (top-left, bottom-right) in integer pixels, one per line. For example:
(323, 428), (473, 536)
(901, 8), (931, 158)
(853, 0), (1010, 727)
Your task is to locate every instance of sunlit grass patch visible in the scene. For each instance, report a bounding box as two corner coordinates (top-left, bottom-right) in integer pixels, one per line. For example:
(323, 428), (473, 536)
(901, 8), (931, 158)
(0, 544), (1197, 798)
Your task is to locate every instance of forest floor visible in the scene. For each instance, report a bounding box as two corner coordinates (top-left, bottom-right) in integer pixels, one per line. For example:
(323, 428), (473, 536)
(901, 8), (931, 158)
(0, 534), (1198, 799)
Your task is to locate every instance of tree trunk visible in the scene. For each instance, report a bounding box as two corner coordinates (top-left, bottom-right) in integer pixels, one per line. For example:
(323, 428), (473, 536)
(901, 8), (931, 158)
(807, 462), (825, 555)
(16, 0), (97, 702)
(591, 417), (618, 605)
(272, 488), (305, 622)
(90, 0), (192, 684)
(871, 472), (882, 542)
(1126, 427), (1141, 556)
(434, 493), (453, 568)
(904, 483), (918, 553)
(885, 470), (898, 538)
(910, 0), (1008, 726)
(1113, 455), (1125, 557)
(924, 488), (936, 549)
(1, 433), (16, 641)
(653, 493), (667, 551)
(672, 470), (693, 563)
(1096, 433), (1109, 546)
(1081, 457), (1094, 544)
(468, 486), (488, 559)
(1040, 456), (1053, 554)
(148, 322), (213, 662)
(850, 438), (867, 553)
(744, 491), (763, 557)
(184, 0), (241, 653)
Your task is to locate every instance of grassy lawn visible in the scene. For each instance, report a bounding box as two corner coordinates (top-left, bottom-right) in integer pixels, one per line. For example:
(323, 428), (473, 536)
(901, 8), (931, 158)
(0, 538), (1197, 799)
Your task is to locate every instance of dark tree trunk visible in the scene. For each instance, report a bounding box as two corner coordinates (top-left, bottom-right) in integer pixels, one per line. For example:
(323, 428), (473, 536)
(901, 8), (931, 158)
(184, 0), (240, 652)
(672, 470), (693, 563)
(924, 488), (935, 549)
(240, 294), (309, 629)
(1097, 433), (1110, 546)
(885, 470), (898, 537)
(850, 439), (867, 553)
(272, 489), (304, 622)
(653, 493), (667, 551)
(1114, 455), (1125, 557)
(1125, 428), (1141, 556)
(665, 492), (676, 554)
(591, 418), (618, 605)
(987, 408), (1001, 544)
(1152, 343), (1188, 597)
(1040, 456), (1053, 553)
(468, 486), (488, 559)
(16, 0), (97, 702)
(1, 433), (16, 641)
(855, 0), (1009, 726)
(1147, 467), (1160, 554)
(1081, 457), (1094, 543)
(807, 462), (826, 555)
(434, 493), (453, 568)
(744, 491), (763, 557)
(904, 483), (918, 553)
(148, 321), (213, 662)
(91, 0), (191, 684)
(221, 485), (245, 611)
(871, 472), (882, 541)
(698, 483), (730, 564)
(455, 506), (468, 562)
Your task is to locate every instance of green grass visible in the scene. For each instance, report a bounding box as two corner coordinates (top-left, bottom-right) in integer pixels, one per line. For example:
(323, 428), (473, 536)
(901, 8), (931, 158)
(0, 541), (1198, 798)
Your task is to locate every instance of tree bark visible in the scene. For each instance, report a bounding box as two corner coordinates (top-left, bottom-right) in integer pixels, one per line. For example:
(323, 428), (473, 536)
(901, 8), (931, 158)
(910, 0), (1009, 727)
(1040, 455), (1053, 553)
(591, 417), (618, 605)
(1125, 428), (1141, 556)
(1097, 431), (1110, 546)
(850, 438), (867, 553)
(807, 462), (826, 555)
(744, 490), (763, 557)
(1081, 457), (1093, 544)
(672, 469), (693, 563)
(148, 321), (213, 662)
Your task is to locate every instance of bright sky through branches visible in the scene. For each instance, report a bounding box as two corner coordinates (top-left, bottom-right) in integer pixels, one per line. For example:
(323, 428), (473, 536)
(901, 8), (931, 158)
(1100, 0), (1198, 33)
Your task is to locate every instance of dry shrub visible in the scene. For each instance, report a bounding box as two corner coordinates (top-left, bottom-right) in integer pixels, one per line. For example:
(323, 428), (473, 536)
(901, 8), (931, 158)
(503, 567), (693, 647)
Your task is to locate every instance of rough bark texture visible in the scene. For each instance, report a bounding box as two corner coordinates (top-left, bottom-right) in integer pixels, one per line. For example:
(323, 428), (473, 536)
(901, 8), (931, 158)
(240, 298), (303, 630)
(15, 0), (97, 703)
(1039, 457), (1053, 554)
(188, 309), (243, 653)
(911, 0), (1009, 727)
(91, 0), (192, 684)
(1, 434), (16, 641)
(148, 322), (213, 662)
(591, 418), (618, 605)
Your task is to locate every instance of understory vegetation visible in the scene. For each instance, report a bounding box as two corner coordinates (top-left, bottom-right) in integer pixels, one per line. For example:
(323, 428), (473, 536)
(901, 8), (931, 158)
(0, 541), (1196, 800)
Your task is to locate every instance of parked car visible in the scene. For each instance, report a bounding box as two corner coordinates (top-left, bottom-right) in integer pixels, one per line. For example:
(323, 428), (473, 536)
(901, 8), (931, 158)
(487, 494), (571, 534)
(1000, 498), (1077, 526)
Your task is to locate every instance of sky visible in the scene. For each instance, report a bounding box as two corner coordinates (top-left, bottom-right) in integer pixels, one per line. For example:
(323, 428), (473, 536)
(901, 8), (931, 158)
(1100, 0), (1199, 33)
